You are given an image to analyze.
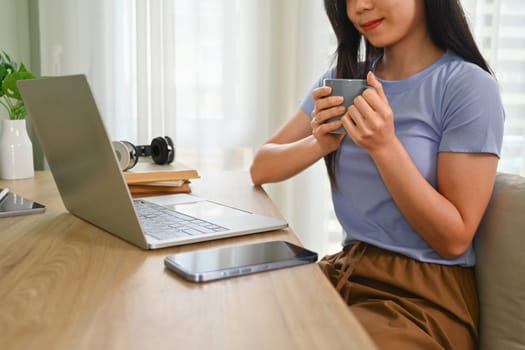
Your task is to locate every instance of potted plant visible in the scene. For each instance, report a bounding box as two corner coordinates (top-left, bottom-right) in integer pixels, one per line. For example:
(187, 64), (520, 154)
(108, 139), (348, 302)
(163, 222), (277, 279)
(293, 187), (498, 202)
(0, 51), (35, 119)
(0, 51), (37, 179)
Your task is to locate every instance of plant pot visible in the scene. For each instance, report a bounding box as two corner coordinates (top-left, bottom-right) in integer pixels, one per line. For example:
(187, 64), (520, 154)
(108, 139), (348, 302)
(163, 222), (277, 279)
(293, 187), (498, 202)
(0, 119), (34, 180)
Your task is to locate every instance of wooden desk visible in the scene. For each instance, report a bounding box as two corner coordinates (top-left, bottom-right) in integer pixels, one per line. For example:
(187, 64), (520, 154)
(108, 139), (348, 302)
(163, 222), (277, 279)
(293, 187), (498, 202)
(0, 171), (377, 350)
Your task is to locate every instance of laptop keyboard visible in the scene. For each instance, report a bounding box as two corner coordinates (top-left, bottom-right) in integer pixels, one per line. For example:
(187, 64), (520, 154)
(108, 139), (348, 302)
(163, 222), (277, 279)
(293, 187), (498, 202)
(134, 199), (227, 241)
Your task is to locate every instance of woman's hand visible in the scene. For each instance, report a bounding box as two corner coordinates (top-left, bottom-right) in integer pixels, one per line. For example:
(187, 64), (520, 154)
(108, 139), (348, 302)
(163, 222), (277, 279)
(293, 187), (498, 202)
(341, 72), (397, 155)
(311, 86), (346, 155)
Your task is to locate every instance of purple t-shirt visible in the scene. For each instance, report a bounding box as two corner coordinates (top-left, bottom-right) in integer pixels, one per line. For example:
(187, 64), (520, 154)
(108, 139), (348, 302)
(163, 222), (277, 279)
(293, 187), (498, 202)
(300, 51), (504, 266)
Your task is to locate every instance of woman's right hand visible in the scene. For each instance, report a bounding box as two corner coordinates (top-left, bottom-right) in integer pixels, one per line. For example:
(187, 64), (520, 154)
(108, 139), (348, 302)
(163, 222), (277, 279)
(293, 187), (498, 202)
(311, 86), (346, 154)
(250, 86), (345, 185)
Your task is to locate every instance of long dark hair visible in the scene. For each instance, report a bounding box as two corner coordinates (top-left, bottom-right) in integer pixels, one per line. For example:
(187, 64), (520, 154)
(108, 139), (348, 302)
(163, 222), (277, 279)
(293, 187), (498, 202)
(323, 0), (492, 187)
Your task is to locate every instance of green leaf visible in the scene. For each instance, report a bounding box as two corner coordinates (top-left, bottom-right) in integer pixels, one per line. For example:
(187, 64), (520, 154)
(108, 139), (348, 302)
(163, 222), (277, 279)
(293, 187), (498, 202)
(11, 99), (27, 119)
(19, 63), (28, 73)
(1, 51), (12, 63)
(0, 51), (17, 72)
(0, 65), (6, 97)
(2, 71), (35, 100)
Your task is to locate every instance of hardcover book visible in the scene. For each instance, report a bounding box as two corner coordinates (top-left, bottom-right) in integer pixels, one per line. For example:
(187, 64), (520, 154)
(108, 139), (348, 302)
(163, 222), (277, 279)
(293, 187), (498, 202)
(123, 161), (200, 184)
(128, 180), (192, 197)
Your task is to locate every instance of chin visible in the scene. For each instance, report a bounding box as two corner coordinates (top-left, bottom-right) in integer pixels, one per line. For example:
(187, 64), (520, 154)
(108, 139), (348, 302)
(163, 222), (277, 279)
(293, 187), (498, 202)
(363, 37), (391, 50)
(364, 39), (384, 49)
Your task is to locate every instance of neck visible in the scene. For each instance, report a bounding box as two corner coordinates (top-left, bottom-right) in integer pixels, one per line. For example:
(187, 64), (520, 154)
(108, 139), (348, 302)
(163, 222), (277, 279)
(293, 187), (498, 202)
(374, 29), (445, 81)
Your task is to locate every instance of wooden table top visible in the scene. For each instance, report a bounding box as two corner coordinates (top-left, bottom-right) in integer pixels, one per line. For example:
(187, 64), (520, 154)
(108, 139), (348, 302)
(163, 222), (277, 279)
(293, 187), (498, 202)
(0, 171), (376, 350)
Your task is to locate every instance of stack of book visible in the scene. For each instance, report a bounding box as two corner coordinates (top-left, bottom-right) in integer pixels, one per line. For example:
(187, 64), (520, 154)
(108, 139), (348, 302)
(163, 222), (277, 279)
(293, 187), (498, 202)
(123, 161), (200, 197)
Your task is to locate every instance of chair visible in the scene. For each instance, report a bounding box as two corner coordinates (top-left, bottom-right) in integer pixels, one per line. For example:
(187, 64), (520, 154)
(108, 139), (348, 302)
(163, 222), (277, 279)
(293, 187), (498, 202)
(475, 172), (525, 350)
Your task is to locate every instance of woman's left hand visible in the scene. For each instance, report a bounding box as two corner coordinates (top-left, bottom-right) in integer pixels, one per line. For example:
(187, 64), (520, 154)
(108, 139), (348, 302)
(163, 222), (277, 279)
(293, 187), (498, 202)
(341, 71), (397, 154)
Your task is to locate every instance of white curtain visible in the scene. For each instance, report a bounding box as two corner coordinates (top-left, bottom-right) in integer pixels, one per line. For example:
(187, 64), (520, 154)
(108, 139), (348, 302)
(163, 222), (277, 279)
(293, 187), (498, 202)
(39, 0), (136, 140)
(37, 0), (338, 255)
(461, 0), (525, 175)
(37, 0), (525, 256)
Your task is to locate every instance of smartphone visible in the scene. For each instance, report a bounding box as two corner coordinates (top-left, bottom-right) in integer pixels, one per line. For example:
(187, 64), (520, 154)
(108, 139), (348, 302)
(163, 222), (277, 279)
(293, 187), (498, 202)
(164, 240), (318, 282)
(0, 190), (46, 218)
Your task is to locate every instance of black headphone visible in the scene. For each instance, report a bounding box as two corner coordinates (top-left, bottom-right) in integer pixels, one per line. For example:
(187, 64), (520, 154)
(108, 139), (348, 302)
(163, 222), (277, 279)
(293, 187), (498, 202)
(112, 136), (175, 171)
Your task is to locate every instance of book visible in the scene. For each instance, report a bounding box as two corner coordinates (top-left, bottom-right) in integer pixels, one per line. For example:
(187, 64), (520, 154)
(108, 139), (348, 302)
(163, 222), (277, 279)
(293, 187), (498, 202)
(123, 161), (199, 184)
(129, 180), (192, 197)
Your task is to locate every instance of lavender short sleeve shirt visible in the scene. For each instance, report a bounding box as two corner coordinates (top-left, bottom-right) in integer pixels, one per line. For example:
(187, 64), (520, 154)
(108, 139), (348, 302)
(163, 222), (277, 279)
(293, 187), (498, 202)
(300, 51), (504, 266)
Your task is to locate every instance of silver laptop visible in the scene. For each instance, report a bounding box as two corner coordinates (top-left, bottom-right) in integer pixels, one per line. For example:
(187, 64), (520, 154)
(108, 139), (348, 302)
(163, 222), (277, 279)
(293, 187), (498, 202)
(18, 75), (288, 249)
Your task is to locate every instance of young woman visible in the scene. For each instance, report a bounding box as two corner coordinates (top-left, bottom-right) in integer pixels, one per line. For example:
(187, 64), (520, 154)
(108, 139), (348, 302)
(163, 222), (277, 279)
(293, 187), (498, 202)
(250, 0), (504, 349)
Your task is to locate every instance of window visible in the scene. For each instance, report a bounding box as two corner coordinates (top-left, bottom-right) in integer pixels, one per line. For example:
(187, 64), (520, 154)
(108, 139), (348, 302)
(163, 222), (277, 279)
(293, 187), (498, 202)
(462, 0), (525, 175)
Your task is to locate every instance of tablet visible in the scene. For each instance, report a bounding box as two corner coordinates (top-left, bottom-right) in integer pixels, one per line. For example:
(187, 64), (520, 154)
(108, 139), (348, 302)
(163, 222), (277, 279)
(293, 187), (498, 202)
(164, 240), (318, 282)
(0, 190), (46, 218)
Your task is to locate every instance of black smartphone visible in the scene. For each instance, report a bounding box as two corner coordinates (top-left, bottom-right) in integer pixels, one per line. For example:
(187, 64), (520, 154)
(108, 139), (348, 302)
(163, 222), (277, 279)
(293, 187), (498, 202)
(164, 240), (318, 282)
(0, 190), (46, 218)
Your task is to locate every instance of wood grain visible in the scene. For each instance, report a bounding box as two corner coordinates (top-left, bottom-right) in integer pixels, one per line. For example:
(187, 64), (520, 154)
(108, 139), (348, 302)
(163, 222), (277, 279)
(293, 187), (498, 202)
(0, 171), (376, 350)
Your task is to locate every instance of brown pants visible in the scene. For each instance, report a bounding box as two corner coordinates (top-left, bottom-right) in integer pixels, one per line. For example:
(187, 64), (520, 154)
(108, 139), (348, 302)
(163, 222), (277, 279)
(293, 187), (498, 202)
(319, 242), (479, 350)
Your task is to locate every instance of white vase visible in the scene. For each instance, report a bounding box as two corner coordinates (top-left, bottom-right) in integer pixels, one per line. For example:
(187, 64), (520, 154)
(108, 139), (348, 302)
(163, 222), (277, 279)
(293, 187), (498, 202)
(0, 119), (34, 180)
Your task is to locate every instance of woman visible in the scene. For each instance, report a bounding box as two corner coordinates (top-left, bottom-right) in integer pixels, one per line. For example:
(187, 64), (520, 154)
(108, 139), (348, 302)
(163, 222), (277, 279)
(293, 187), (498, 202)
(250, 0), (504, 349)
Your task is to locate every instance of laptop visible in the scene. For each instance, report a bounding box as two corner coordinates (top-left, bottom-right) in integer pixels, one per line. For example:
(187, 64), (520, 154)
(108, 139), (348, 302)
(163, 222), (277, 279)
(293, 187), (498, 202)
(18, 75), (288, 249)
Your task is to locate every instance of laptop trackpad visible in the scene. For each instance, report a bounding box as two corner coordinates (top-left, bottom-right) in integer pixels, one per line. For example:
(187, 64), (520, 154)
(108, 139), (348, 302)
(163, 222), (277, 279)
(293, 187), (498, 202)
(143, 194), (251, 221)
(170, 201), (250, 221)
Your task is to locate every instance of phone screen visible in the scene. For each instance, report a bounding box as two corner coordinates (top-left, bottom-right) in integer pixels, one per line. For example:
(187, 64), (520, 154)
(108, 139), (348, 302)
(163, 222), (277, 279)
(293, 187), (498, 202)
(0, 190), (46, 218)
(164, 240), (318, 282)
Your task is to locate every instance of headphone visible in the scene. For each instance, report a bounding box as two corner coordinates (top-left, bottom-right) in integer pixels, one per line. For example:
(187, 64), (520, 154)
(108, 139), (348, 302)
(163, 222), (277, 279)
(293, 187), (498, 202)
(112, 136), (175, 171)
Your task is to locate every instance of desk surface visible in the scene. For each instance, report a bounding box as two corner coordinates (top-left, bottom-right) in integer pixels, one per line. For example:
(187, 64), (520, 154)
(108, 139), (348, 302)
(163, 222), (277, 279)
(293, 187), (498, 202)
(0, 171), (376, 350)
